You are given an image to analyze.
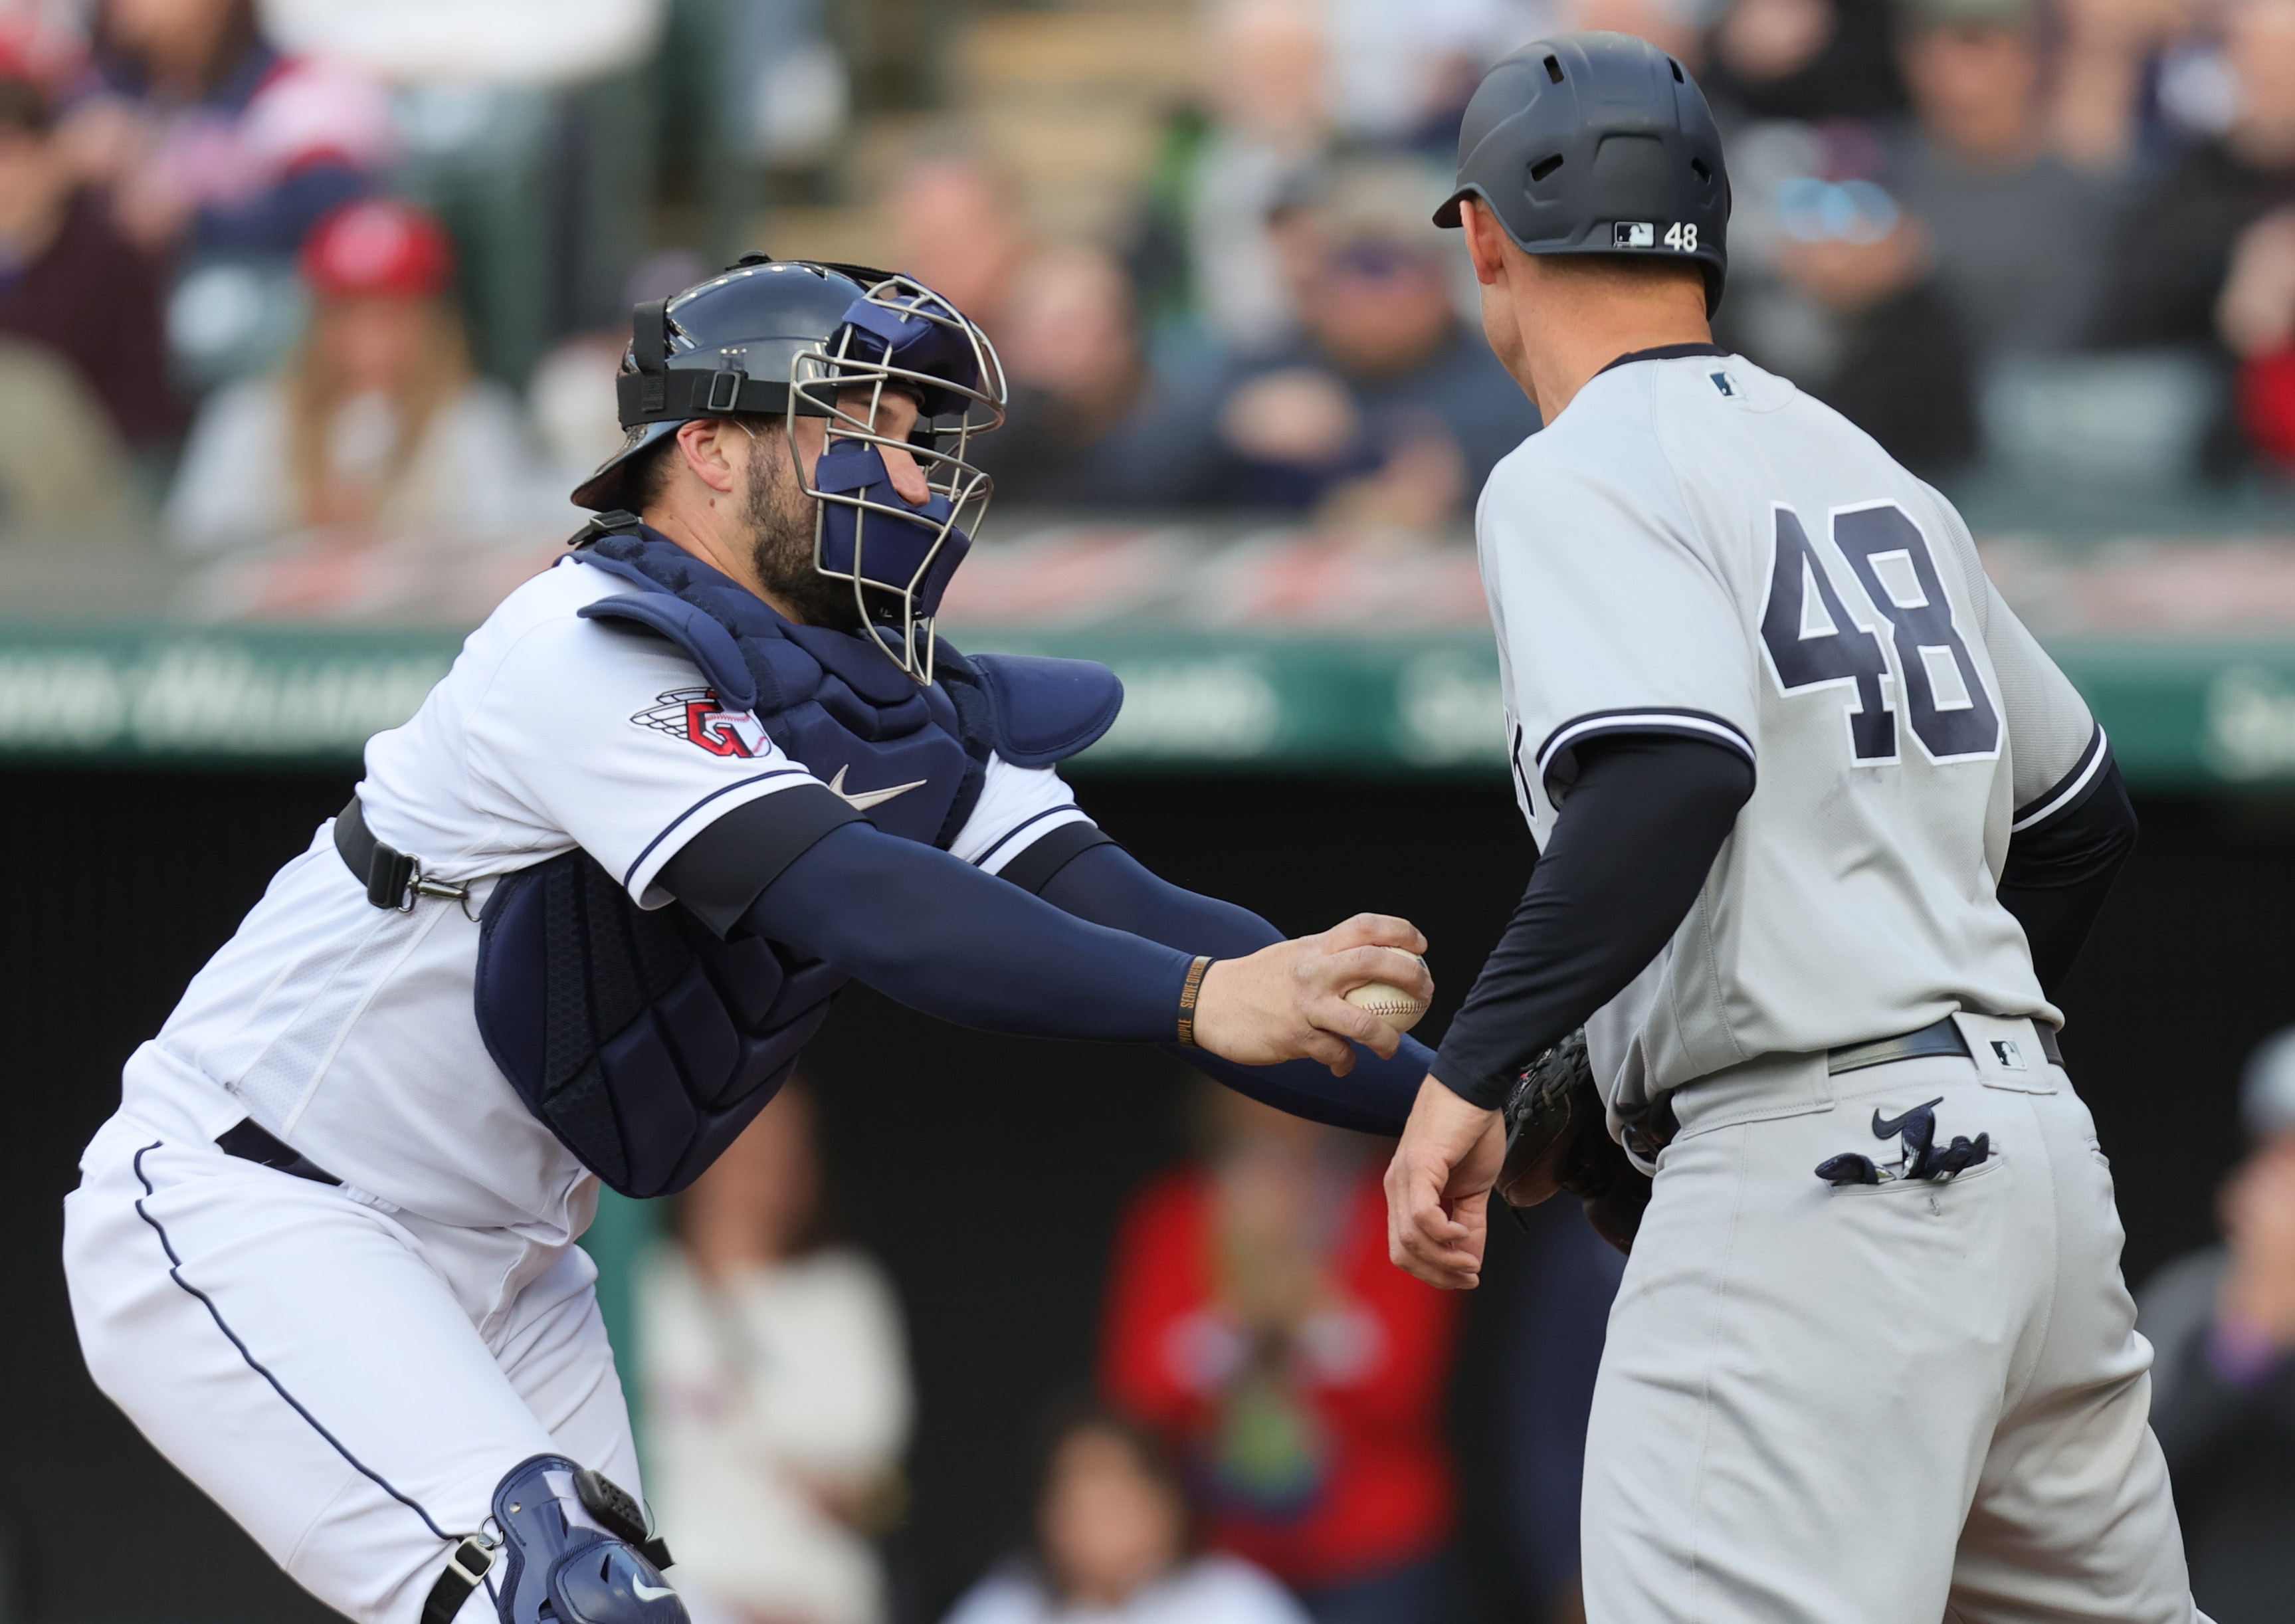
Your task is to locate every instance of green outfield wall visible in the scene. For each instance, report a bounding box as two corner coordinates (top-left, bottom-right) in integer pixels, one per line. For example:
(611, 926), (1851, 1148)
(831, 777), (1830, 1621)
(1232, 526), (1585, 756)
(1, 620), (2292, 786)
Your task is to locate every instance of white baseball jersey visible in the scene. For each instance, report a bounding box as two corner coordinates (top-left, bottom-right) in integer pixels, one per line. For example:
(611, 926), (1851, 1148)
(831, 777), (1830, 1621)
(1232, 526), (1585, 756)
(1477, 350), (2105, 1110)
(132, 556), (1089, 1239)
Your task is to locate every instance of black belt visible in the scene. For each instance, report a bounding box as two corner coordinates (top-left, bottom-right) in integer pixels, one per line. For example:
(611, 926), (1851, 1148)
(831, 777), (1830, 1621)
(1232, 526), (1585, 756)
(334, 796), (468, 913)
(217, 1119), (342, 1186)
(1630, 1015), (2066, 1162)
(1827, 1015), (2061, 1076)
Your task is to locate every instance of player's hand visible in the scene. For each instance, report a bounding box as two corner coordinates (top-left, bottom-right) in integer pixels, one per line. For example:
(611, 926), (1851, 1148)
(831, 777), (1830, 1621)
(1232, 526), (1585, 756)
(1189, 914), (1431, 1072)
(1386, 1074), (1504, 1290)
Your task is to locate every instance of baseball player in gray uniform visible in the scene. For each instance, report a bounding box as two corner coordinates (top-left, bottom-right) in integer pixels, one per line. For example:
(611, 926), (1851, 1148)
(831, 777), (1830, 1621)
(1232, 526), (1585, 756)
(1382, 33), (2209, 1624)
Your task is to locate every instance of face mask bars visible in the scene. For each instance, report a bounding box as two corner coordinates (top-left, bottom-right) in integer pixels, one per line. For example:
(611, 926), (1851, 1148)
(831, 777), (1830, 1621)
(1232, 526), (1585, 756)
(789, 276), (1007, 686)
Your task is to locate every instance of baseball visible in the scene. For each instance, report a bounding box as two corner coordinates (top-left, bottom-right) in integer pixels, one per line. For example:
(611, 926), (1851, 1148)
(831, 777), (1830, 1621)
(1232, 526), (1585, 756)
(1345, 957), (1430, 1033)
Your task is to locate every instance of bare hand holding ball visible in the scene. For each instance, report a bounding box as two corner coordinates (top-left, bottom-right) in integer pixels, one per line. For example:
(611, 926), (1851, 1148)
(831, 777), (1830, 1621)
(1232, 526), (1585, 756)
(1345, 954), (1431, 1033)
(1188, 922), (1431, 1072)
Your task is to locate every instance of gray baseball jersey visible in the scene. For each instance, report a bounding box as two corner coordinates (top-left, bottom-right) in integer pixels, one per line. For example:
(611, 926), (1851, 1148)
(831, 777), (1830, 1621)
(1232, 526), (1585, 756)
(1478, 350), (2106, 1112)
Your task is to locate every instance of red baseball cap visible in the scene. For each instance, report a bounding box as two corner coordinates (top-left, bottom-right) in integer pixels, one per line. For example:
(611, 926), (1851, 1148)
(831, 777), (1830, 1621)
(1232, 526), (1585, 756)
(301, 200), (456, 300)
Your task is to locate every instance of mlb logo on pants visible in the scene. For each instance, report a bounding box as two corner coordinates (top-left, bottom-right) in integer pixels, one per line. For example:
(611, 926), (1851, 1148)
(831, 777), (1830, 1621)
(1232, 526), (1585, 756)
(1614, 222), (1655, 248)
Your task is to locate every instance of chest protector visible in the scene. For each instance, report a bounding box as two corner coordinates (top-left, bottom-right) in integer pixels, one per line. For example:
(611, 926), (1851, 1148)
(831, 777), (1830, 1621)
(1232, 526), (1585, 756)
(472, 525), (1122, 1198)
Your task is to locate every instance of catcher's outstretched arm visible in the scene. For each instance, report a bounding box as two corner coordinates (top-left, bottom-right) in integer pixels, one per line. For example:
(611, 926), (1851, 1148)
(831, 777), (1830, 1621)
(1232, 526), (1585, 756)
(1432, 735), (1754, 1109)
(693, 822), (1420, 1066)
(1025, 838), (1427, 1137)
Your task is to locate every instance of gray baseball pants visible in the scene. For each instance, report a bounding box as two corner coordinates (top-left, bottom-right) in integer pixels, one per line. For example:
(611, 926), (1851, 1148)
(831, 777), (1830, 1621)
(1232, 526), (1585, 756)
(1581, 1014), (2209, 1624)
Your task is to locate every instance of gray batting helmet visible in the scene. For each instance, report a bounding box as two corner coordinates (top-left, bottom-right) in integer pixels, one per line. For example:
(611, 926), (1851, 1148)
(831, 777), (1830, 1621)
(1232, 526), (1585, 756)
(1433, 31), (1730, 314)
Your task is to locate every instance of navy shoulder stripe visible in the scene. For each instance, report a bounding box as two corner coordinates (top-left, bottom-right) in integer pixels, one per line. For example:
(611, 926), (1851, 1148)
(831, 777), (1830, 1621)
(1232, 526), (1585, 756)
(1536, 706), (1753, 778)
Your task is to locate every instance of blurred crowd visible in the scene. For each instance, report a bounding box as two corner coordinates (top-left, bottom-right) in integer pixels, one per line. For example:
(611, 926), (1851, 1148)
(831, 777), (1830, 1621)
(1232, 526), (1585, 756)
(4, 0), (2295, 591)
(2136, 1029), (2295, 1624)
(1064, 0), (2295, 508)
(629, 1040), (2295, 1624)
(12, 0), (2295, 594)
(639, 1077), (1625, 1624)
(637, 1031), (2295, 1624)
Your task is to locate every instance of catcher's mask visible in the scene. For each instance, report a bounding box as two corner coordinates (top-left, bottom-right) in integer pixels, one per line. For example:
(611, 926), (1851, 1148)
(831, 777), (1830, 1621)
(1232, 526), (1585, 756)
(795, 277), (1003, 684)
(575, 258), (1006, 686)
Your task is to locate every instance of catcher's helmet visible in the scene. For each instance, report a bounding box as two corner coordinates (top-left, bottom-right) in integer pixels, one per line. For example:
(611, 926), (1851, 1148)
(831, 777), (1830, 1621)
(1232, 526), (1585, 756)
(1433, 31), (1730, 314)
(573, 256), (1006, 684)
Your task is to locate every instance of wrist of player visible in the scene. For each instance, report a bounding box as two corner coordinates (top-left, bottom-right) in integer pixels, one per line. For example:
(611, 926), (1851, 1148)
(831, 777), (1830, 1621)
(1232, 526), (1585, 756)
(1385, 1078), (1504, 1290)
(1405, 1072), (1504, 1167)
(1427, 1050), (1521, 1112)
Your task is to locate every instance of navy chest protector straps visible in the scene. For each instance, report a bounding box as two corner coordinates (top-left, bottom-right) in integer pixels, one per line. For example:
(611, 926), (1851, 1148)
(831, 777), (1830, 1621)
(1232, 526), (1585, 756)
(355, 522), (1122, 1199)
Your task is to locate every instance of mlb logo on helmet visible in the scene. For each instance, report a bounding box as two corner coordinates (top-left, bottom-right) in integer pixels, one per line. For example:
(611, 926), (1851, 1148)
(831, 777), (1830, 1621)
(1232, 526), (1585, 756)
(1613, 222), (1655, 249)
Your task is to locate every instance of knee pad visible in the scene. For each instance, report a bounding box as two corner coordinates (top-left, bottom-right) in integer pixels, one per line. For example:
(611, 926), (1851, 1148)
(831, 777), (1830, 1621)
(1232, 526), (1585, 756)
(487, 1455), (685, 1624)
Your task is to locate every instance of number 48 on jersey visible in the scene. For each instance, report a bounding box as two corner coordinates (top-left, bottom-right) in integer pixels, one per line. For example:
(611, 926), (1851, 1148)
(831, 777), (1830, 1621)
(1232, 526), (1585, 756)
(1758, 501), (2001, 765)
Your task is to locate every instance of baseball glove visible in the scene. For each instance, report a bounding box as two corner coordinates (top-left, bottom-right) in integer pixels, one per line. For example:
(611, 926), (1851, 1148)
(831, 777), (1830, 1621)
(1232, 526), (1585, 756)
(1497, 1029), (1652, 1255)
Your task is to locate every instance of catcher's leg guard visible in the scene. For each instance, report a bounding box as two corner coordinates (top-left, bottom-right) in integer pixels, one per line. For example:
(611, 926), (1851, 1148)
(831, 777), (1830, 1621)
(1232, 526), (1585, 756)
(479, 1455), (684, 1624)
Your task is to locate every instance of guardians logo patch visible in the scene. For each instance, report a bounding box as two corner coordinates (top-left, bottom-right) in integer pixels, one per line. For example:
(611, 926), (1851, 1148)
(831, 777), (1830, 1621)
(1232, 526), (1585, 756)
(632, 688), (770, 759)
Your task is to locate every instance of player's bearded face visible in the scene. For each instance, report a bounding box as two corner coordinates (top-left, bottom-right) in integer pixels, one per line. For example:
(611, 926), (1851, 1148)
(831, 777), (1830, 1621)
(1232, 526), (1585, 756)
(740, 423), (860, 631)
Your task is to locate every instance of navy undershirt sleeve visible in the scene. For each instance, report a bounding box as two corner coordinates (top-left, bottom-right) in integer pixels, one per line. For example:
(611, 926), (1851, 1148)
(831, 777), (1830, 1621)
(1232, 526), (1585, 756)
(1433, 736), (1755, 1110)
(740, 821), (1193, 1043)
(1031, 841), (1425, 1137)
(1997, 758), (2136, 1001)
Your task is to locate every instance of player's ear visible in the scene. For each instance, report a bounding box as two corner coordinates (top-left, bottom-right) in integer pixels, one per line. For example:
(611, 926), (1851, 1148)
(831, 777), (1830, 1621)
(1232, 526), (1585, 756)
(674, 419), (743, 496)
(1460, 199), (1509, 288)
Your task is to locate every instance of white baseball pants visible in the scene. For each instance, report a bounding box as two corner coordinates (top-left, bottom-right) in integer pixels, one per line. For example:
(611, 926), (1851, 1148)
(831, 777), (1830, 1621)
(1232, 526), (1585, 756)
(1582, 1014), (2209, 1624)
(62, 1061), (639, 1624)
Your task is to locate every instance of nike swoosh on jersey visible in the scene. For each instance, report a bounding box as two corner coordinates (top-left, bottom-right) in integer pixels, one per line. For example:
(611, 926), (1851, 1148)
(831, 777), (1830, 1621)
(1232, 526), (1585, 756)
(632, 1582), (678, 1601)
(827, 765), (928, 811)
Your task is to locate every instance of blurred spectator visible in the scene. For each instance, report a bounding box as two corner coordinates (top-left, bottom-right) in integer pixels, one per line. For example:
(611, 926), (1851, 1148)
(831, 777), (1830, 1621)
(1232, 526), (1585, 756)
(1501, 1203), (1627, 1624)
(1704, 0), (1909, 122)
(529, 249), (705, 506)
(641, 1080), (912, 1624)
(262, 0), (666, 88)
(942, 1409), (1311, 1624)
(1773, 193), (1977, 473)
(0, 72), (177, 453)
(1131, 0), (1332, 353)
(972, 245), (1159, 508)
(1551, 0), (1710, 70)
(2051, 0), (2192, 168)
(1128, 152), (1538, 527)
(1318, 0), (1542, 152)
(890, 148), (1037, 344)
(2092, 0), (2295, 359)
(1721, 127), (1979, 475)
(730, 0), (848, 174)
(0, 335), (136, 523)
(165, 199), (541, 552)
(2220, 208), (2295, 464)
(2136, 1028), (2295, 1624)
(1100, 1085), (1461, 1624)
(61, 0), (391, 258)
(1889, 0), (2153, 367)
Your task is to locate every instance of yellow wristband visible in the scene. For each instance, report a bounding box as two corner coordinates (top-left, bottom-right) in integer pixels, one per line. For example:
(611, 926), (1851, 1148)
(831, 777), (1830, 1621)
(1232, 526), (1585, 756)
(1175, 955), (1213, 1046)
